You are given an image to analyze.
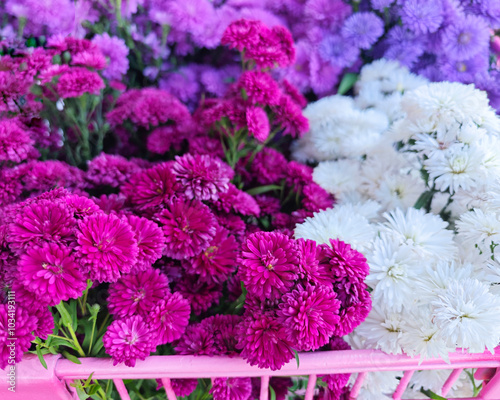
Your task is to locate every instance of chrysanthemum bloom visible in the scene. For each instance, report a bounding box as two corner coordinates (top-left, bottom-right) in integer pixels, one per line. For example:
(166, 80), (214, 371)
(246, 25), (296, 69)
(221, 19), (264, 51)
(126, 215), (165, 272)
(76, 213), (139, 283)
(341, 12), (384, 50)
(441, 14), (490, 61)
(33, 306), (55, 340)
(20, 160), (85, 194)
(240, 231), (299, 301)
(250, 147), (287, 185)
(250, 377), (293, 400)
(92, 33), (129, 80)
(277, 284), (341, 351)
(246, 106), (270, 143)
(210, 377), (252, 400)
(86, 153), (140, 188)
(175, 274), (223, 315)
(296, 239), (331, 285)
(147, 126), (185, 155)
(172, 154), (233, 201)
(175, 323), (217, 355)
(326, 239), (369, 281)
(108, 268), (170, 318)
(272, 95), (309, 138)
(103, 315), (156, 367)
(201, 314), (242, 356)
(71, 50), (108, 70)
(0, 304), (37, 369)
(236, 313), (294, 371)
(188, 136), (225, 159)
(212, 184), (261, 217)
(286, 161), (313, 189)
(18, 243), (87, 305)
(121, 163), (177, 209)
(158, 198), (217, 260)
(147, 292), (190, 345)
(0, 118), (35, 163)
(0, 169), (22, 207)
(93, 194), (127, 215)
(399, 0), (443, 35)
(64, 194), (100, 219)
(183, 227), (237, 284)
(9, 199), (75, 250)
(56, 67), (105, 98)
(238, 71), (281, 106)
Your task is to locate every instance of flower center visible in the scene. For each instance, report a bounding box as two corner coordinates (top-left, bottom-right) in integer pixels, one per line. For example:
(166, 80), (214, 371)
(456, 62), (467, 72)
(262, 251), (278, 270)
(124, 332), (139, 345)
(42, 262), (64, 275)
(458, 32), (471, 45)
(133, 290), (145, 302)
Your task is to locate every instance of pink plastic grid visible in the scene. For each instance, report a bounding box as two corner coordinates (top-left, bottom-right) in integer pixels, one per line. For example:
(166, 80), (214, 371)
(7, 348), (500, 400)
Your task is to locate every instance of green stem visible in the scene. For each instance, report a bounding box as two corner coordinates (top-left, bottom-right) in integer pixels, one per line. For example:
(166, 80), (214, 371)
(48, 334), (73, 343)
(67, 324), (86, 357)
(88, 317), (97, 355)
(96, 313), (111, 339)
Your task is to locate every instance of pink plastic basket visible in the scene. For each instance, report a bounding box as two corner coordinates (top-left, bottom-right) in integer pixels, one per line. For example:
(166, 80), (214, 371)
(5, 348), (500, 400)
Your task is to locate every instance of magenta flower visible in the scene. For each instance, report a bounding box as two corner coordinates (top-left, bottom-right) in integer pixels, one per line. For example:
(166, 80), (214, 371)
(93, 194), (127, 215)
(121, 163), (177, 209)
(18, 243), (87, 305)
(171, 379), (198, 397)
(158, 198), (217, 260)
(277, 284), (341, 351)
(272, 95), (309, 138)
(175, 323), (217, 355)
(238, 71), (281, 106)
(65, 194), (100, 219)
(250, 147), (287, 185)
(296, 239), (332, 285)
(126, 215), (165, 272)
(302, 183), (335, 212)
(246, 25), (296, 69)
(86, 153), (140, 188)
(202, 314), (242, 356)
(147, 292), (190, 345)
(320, 338), (351, 397)
(103, 315), (156, 367)
(236, 313), (294, 371)
(147, 126), (185, 155)
(246, 106), (270, 143)
(239, 231), (299, 301)
(56, 67), (105, 98)
(172, 154), (233, 201)
(183, 227), (237, 284)
(108, 268), (170, 318)
(221, 19), (264, 51)
(76, 213), (139, 283)
(326, 239), (369, 281)
(175, 277), (222, 315)
(210, 377), (252, 400)
(0, 119), (35, 163)
(286, 161), (313, 188)
(33, 306), (54, 341)
(332, 279), (372, 336)
(213, 184), (261, 217)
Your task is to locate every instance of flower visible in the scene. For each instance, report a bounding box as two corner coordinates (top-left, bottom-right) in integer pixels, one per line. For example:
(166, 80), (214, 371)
(250, 147), (287, 185)
(210, 378), (252, 400)
(126, 215), (165, 272)
(103, 315), (156, 367)
(272, 95), (309, 138)
(0, 119), (35, 163)
(172, 154), (233, 201)
(76, 213), (139, 283)
(147, 292), (191, 345)
(158, 198), (217, 260)
(277, 284), (341, 351)
(341, 12), (384, 50)
(212, 184), (260, 217)
(170, 379), (198, 397)
(332, 278), (371, 336)
(441, 14), (490, 60)
(400, 0), (443, 35)
(56, 67), (105, 98)
(238, 71), (281, 106)
(108, 268), (170, 318)
(221, 19), (264, 51)
(65, 194), (100, 219)
(239, 231), (299, 301)
(92, 33), (129, 80)
(175, 276), (223, 315)
(175, 323), (217, 355)
(86, 153), (140, 188)
(18, 242), (87, 305)
(246, 106), (270, 142)
(326, 238), (370, 281)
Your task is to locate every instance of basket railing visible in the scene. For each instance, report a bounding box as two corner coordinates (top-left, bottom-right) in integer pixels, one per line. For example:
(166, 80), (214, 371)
(7, 348), (500, 400)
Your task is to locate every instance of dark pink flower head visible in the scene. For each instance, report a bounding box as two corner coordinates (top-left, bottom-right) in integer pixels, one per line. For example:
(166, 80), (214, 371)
(175, 276), (223, 315)
(246, 106), (270, 143)
(326, 239), (369, 281)
(147, 126), (185, 155)
(251, 147), (287, 185)
(18, 243), (87, 305)
(172, 154), (233, 202)
(158, 198), (217, 260)
(76, 213), (139, 283)
(221, 19), (264, 51)
(212, 183), (260, 217)
(71, 50), (108, 70)
(236, 313), (294, 371)
(126, 215), (165, 272)
(86, 153), (141, 188)
(147, 292), (190, 345)
(239, 231), (299, 301)
(93, 194), (128, 215)
(238, 71), (281, 106)
(182, 226), (237, 284)
(0, 118), (35, 163)
(302, 183), (335, 212)
(286, 161), (313, 188)
(33, 306), (55, 341)
(57, 67), (105, 98)
(246, 25), (296, 69)
(282, 79), (307, 108)
(103, 315), (156, 367)
(210, 377), (252, 400)
(65, 194), (100, 219)
(8, 200), (75, 250)
(296, 240), (332, 286)
(170, 379), (198, 397)
(0, 169), (22, 207)
(121, 163), (177, 210)
(332, 279), (371, 336)
(108, 268), (170, 318)
(188, 136), (225, 159)
(255, 195), (281, 216)
(175, 323), (217, 355)
(201, 314), (242, 356)
(277, 284), (341, 351)
(272, 95), (309, 138)
(20, 160), (85, 194)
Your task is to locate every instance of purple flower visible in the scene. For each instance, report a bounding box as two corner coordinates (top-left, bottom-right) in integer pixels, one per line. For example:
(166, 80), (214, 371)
(250, 147), (287, 185)
(246, 106), (270, 142)
(57, 67), (105, 98)
(318, 34), (360, 68)
(210, 377), (252, 400)
(341, 12), (384, 50)
(439, 55), (489, 83)
(0, 119), (35, 163)
(108, 268), (170, 318)
(76, 213), (139, 283)
(175, 323), (217, 355)
(103, 315), (156, 367)
(86, 153), (140, 188)
(18, 243), (87, 305)
(175, 276), (223, 315)
(221, 19), (264, 51)
(212, 184), (261, 217)
(238, 71), (281, 106)
(158, 198), (217, 260)
(172, 154), (233, 201)
(302, 183), (335, 212)
(148, 292), (191, 345)
(441, 14), (490, 60)
(147, 126), (185, 155)
(126, 215), (165, 272)
(160, 67), (200, 105)
(33, 306), (55, 340)
(304, 0), (352, 29)
(400, 0), (443, 35)
(326, 239), (369, 281)
(65, 194), (100, 219)
(171, 379), (198, 397)
(332, 278), (371, 336)
(92, 33), (129, 81)
(239, 231), (299, 301)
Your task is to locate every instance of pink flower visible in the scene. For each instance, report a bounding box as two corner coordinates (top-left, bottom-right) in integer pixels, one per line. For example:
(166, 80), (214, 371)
(332, 279), (371, 336)
(282, 79), (307, 108)
(103, 315), (156, 367)
(320, 338), (351, 397)
(239, 232), (299, 301)
(71, 50), (107, 70)
(296, 239), (332, 285)
(65, 194), (100, 219)
(158, 198), (217, 260)
(302, 183), (335, 212)
(250, 147), (287, 185)
(210, 377), (252, 400)
(93, 194), (127, 215)
(33, 306), (55, 340)
(286, 161), (313, 188)
(0, 119), (35, 163)
(108, 268), (170, 318)
(175, 323), (217, 355)
(147, 292), (190, 345)
(272, 95), (309, 138)
(18, 243), (87, 305)
(277, 284), (341, 351)
(221, 19), (264, 51)
(156, 379), (198, 396)
(126, 215), (165, 272)
(76, 213), (139, 283)
(246, 25), (295, 69)
(175, 276), (222, 315)
(147, 126), (185, 155)
(57, 67), (105, 98)
(238, 71), (281, 106)
(212, 184), (261, 217)
(246, 106), (270, 143)
(326, 239), (369, 281)
(172, 154), (233, 201)
(86, 153), (140, 188)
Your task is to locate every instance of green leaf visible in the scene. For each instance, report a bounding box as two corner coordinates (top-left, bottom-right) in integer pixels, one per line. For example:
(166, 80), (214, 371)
(294, 350), (300, 369)
(413, 190), (434, 210)
(55, 302), (73, 327)
(88, 384), (100, 395)
(62, 351), (81, 365)
(269, 385), (276, 400)
(76, 386), (90, 400)
(246, 185), (281, 196)
(420, 388), (447, 400)
(337, 73), (358, 95)
(90, 334), (105, 356)
(36, 345), (48, 369)
(84, 372), (95, 388)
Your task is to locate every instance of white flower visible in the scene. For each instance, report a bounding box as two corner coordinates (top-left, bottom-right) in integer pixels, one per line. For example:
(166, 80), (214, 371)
(432, 279), (500, 353)
(312, 159), (362, 199)
(294, 205), (376, 253)
(456, 208), (500, 254)
(380, 208), (456, 260)
(351, 371), (401, 400)
(366, 234), (420, 312)
(409, 369), (457, 394)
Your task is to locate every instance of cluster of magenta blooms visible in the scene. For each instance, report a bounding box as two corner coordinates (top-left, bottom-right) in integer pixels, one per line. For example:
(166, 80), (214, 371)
(0, 19), (371, 400)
